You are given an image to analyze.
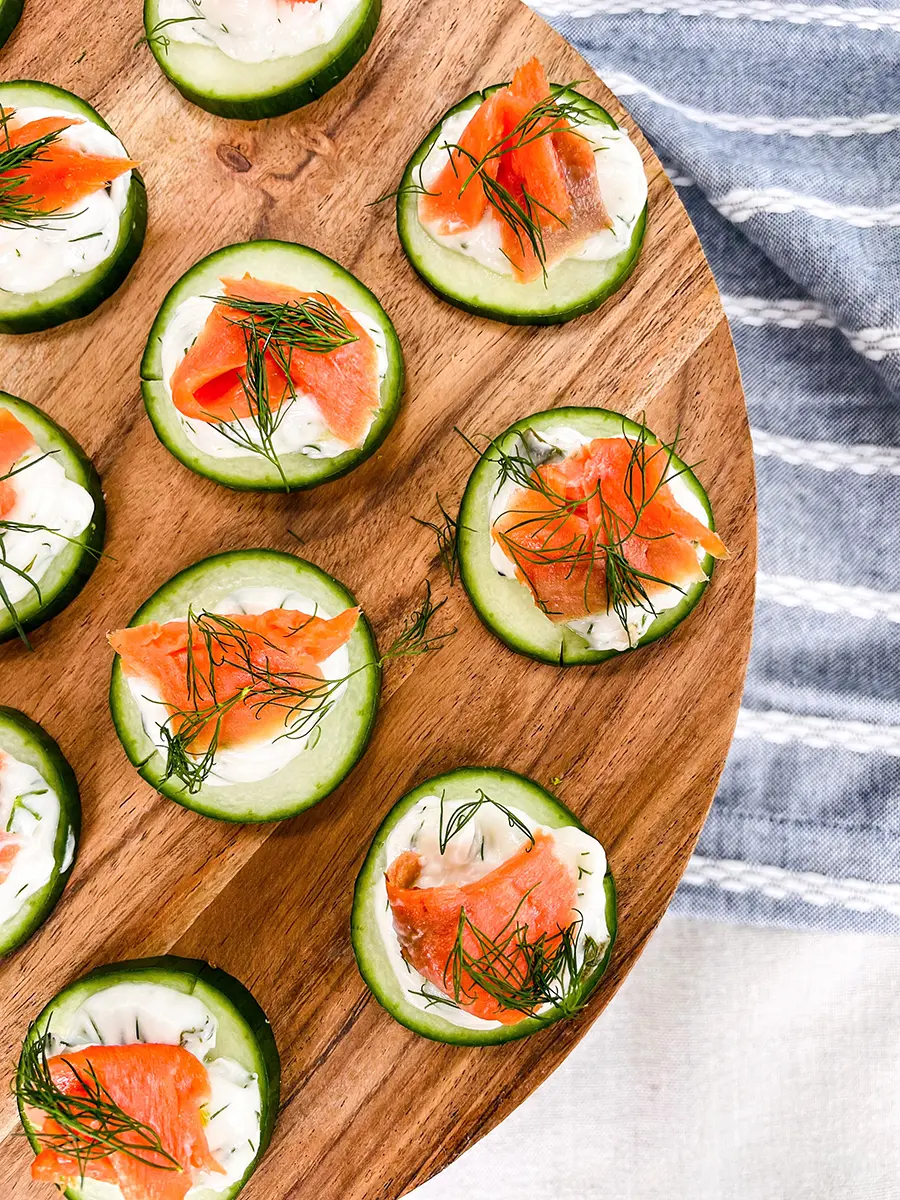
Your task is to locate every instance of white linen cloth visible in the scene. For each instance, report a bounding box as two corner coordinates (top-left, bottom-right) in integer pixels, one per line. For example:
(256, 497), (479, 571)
(410, 914), (900, 1199)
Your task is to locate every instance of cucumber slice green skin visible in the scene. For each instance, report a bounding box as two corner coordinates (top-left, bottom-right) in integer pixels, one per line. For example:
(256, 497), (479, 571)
(109, 549), (382, 822)
(0, 392), (106, 645)
(17, 955), (281, 1200)
(351, 766), (617, 1047)
(458, 406), (717, 666)
(0, 82), (147, 335)
(143, 0), (380, 120)
(397, 86), (647, 326)
(0, 0), (23, 48)
(140, 240), (404, 492)
(0, 707), (80, 960)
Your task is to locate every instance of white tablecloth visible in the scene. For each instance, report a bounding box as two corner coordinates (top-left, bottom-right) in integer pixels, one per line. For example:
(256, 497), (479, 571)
(410, 915), (900, 1199)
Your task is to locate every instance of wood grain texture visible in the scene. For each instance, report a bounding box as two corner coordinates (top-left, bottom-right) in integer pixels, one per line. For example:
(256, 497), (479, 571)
(0, 0), (756, 1196)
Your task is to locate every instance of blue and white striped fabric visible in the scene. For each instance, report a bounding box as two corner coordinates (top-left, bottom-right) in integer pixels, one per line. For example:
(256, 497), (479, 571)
(530, 0), (900, 932)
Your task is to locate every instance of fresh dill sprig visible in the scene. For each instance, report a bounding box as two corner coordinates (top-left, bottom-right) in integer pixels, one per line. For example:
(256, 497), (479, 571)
(442, 900), (603, 1020)
(6, 789), (47, 831)
(200, 295), (359, 484)
(205, 319), (296, 490)
(211, 293), (359, 356)
(413, 495), (461, 585)
(17, 1027), (183, 1178)
(136, 15), (203, 54)
(156, 584), (454, 793)
(459, 418), (693, 634)
(438, 788), (535, 854)
(0, 107), (73, 229)
(446, 143), (561, 284)
(381, 581), (455, 661)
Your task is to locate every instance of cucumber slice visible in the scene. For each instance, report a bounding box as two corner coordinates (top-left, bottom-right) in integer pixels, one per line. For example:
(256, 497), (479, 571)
(0, 707), (79, 959)
(0, 391), (106, 645)
(351, 766), (616, 1046)
(458, 407), (718, 665)
(17, 955), (280, 1200)
(141, 240), (404, 492)
(143, 0), (380, 119)
(0, 0), (23, 48)
(109, 548), (381, 821)
(397, 86), (647, 325)
(0, 82), (147, 334)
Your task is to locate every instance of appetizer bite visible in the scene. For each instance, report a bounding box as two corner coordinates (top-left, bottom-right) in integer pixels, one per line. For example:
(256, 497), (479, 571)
(0, 392), (105, 646)
(109, 549), (381, 821)
(17, 956), (280, 1200)
(0, 82), (146, 334)
(141, 241), (403, 491)
(392, 57), (647, 325)
(352, 767), (615, 1045)
(458, 407), (727, 664)
(0, 707), (79, 959)
(143, 0), (381, 119)
(0, 0), (22, 49)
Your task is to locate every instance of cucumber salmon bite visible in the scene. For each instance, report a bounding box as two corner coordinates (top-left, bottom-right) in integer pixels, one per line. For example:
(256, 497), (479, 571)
(0, 392), (105, 647)
(141, 242), (404, 493)
(0, 82), (147, 334)
(0, 707), (80, 960)
(457, 408), (727, 665)
(352, 767), (616, 1046)
(17, 957), (280, 1200)
(108, 549), (382, 822)
(390, 57), (647, 325)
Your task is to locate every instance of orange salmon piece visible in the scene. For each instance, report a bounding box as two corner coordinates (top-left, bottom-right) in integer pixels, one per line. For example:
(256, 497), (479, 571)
(423, 56), (613, 282)
(505, 59), (571, 223)
(2, 113), (136, 214)
(492, 436), (727, 620)
(386, 830), (578, 1024)
(109, 606), (359, 752)
(0, 409), (37, 518)
(419, 89), (509, 234)
(30, 1043), (222, 1200)
(0, 834), (21, 885)
(170, 275), (380, 448)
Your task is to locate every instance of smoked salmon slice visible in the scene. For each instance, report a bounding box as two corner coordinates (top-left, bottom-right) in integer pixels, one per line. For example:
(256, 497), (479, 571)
(421, 57), (611, 282)
(0, 751), (22, 884)
(109, 606), (359, 752)
(386, 830), (578, 1023)
(170, 275), (380, 448)
(0, 409), (36, 518)
(0, 834), (22, 884)
(30, 1043), (222, 1200)
(492, 435), (728, 621)
(419, 90), (508, 234)
(1, 112), (137, 215)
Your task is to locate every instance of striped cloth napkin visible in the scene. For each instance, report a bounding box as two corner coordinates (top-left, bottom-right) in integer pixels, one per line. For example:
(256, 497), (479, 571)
(528, 0), (900, 931)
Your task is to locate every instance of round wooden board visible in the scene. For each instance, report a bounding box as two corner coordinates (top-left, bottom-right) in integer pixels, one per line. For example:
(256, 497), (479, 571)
(0, 0), (756, 1196)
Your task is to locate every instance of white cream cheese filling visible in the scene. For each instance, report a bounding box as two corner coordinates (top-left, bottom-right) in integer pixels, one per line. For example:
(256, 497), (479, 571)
(417, 103), (647, 277)
(155, 0), (364, 64)
(0, 752), (61, 929)
(376, 793), (609, 1030)
(0, 107), (131, 296)
(46, 981), (263, 1196)
(160, 288), (389, 461)
(489, 426), (711, 652)
(0, 439), (95, 608)
(124, 584), (352, 787)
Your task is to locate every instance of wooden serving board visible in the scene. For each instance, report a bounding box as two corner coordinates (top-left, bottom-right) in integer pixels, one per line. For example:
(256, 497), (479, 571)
(0, 0), (756, 1196)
